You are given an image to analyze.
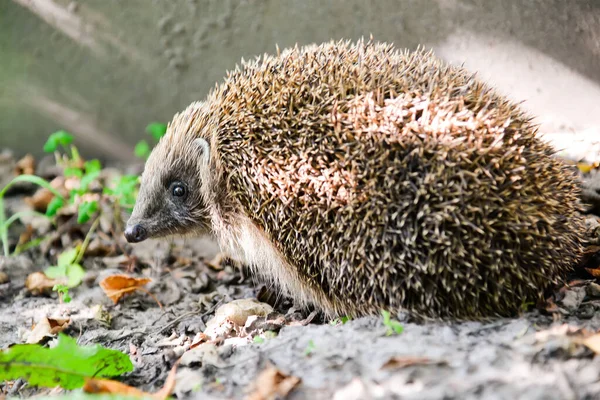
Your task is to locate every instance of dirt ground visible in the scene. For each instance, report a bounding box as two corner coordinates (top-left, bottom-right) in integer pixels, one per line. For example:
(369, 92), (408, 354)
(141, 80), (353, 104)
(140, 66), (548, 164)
(1, 159), (600, 400)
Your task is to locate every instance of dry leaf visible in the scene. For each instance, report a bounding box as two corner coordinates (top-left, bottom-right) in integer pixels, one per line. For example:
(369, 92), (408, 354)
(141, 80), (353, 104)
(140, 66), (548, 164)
(17, 225), (34, 247)
(84, 359), (179, 400)
(206, 252), (227, 270)
(25, 272), (62, 295)
(247, 364), (300, 400)
(15, 154), (36, 176)
(24, 188), (55, 212)
(380, 356), (444, 370)
(99, 274), (152, 304)
(577, 161), (600, 174)
(581, 333), (600, 354)
(26, 317), (71, 344)
(586, 268), (600, 278)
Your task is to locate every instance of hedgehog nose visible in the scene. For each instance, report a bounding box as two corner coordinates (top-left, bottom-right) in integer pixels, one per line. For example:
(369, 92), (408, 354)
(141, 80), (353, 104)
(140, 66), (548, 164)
(124, 224), (147, 243)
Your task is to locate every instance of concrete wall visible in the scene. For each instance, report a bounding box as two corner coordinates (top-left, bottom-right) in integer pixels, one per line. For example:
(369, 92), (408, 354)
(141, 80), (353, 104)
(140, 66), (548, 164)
(2, 0), (599, 161)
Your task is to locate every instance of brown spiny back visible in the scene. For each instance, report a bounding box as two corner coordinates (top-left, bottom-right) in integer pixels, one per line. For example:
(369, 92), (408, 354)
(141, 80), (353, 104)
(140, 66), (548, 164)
(204, 39), (584, 319)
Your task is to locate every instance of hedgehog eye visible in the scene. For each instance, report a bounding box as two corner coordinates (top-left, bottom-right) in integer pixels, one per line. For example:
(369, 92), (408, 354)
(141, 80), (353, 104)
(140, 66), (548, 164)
(170, 182), (186, 198)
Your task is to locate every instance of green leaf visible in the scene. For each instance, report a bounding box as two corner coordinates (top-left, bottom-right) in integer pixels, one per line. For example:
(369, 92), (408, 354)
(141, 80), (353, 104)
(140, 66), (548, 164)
(145, 122), (167, 141)
(45, 249), (85, 288)
(80, 170), (100, 192)
(45, 265), (67, 279)
(64, 167), (83, 178)
(134, 140), (151, 160)
(303, 339), (315, 356)
(46, 196), (65, 217)
(43, 130), (74, 153)
(58, 248), (78, 268)
(381, 310), (404, 336)
(84, 159), (102, 175)
(53, 284), (72, 303)
(66, 263), (85, 287)
(77, 200), (99, 224)
(0, 333), (134, 390)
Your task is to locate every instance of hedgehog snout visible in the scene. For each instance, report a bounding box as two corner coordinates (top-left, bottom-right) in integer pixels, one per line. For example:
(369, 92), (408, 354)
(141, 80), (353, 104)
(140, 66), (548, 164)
(124, 224), (148, 243)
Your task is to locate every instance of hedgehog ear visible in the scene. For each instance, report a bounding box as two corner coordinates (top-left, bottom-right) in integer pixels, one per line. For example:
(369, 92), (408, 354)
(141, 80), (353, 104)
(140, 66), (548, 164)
(194, 138), (210, 166)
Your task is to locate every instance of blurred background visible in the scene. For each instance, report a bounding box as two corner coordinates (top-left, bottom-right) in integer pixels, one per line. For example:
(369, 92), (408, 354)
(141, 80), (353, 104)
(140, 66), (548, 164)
(2, 0), (600, 161)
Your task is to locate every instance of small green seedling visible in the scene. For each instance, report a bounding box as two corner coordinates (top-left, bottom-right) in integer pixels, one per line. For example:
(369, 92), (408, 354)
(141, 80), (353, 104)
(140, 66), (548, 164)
(135, 122), (168, 160)
(146, 122), (168, 141)
(303, 339), (315, 356)
(45, 247), (86, 288)
(381, 310), (404, 336)
(104, 174), (139, 212)
(53, 284), (72, 303)
(43, 130), (74, 154)
(0, 333), (133, 390)
(134, 140), (151, 160)
(330, 316), (351, 325)
(253, 336), (265, 344)
(76, 200), (99, 224)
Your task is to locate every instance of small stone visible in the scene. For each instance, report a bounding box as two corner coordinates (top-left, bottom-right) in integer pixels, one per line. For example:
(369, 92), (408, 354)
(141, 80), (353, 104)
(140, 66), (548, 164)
(557, 286), (587, 313)
(587, 282), (600, 298)
(0, 271), (9, 284)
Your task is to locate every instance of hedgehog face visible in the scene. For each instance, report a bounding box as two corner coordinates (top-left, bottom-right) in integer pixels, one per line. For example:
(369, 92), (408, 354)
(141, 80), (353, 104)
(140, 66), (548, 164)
(125, 126), (214, 243)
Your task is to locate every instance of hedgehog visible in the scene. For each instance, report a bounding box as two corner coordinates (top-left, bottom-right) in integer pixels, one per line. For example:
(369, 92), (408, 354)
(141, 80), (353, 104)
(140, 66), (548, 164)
(124, 39), (586, 320)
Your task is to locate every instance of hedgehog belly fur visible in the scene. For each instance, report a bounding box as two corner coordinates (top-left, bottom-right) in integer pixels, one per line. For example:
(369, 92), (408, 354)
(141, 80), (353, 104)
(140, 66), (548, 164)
(211, 211), (335, 314)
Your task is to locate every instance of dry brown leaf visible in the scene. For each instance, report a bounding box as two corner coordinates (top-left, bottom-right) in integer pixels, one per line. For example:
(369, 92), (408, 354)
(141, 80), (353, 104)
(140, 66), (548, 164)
(380, 356), (444, 370)
(17, 225), (34, 247)
(83, 359), (179, 400)
(15, 154), (36, 176)
(581, 333), (600, 354)
(25, 272), (62, 295)
(26, 317), (71, 344)
(246, 364), (301, 400)
(24, 188), (55, 212)
(206, 252), (227, 270)
(99, 274), (152, 304)
(586, 268), (600, 278)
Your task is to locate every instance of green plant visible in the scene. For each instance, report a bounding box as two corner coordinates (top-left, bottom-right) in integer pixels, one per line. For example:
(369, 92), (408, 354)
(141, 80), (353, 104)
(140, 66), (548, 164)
(53, 284), (72, 303)
(0, 333), (133, 390)
(45, 247), (86, 288)
(330, 316), (351, 325)
(0, 174), (64, 256)
(381, 310), (404, 336)
(104, 174), (139, 213)
(134, 122), (167, 160)
(303, 339), (315, 356)
(43, 130), (74, 154)
(253, 336), (265, 344)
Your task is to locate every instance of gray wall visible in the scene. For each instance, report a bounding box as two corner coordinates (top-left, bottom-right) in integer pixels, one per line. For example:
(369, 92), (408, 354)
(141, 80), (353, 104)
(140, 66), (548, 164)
(2, 0), (600, 161)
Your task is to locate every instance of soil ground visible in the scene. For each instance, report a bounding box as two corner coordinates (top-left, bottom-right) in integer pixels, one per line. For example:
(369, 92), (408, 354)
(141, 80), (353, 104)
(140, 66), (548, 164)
(1, 160), (600, 400)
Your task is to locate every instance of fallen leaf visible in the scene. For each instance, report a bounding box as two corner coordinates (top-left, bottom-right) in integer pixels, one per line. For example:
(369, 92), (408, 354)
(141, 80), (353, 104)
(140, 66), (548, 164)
(586, 267), (600, 278)
(17, 224), (34, 247)
(380, 356), (445, 370)
(14, 154), (36, 176)
(246, 364), (300, 400)
(581, 333), (600, 354)
(83, 359), (179, 400)
(577, 161), (600, 174)
(25, 317), (71, 344)
(25, 272), (63, 295)
(204, 299), (273, 340)
(24, 188), (55, 212)
(99, 274), (152, 304)
(206, 252), (227, 270)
